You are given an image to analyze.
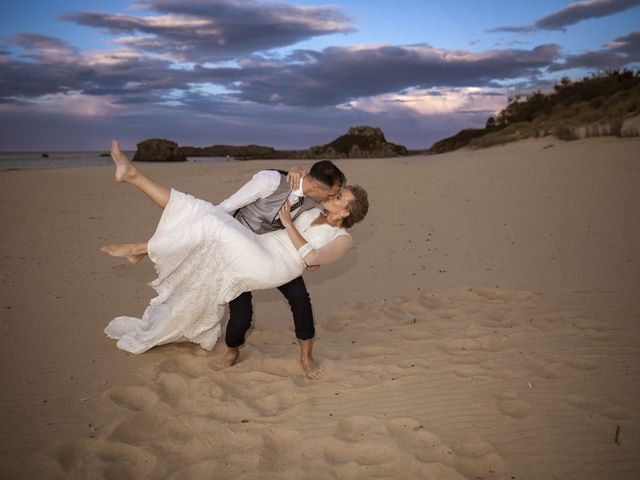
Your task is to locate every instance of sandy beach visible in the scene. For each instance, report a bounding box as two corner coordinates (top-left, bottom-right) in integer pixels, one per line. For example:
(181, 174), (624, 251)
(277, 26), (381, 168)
(1, 137), (639, 479)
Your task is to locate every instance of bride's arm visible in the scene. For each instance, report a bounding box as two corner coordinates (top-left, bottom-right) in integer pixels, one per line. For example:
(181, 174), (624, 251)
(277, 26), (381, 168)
(299, 235), (352, 266)
(279, 202), (309, 252)
(279, 204), (352, 266)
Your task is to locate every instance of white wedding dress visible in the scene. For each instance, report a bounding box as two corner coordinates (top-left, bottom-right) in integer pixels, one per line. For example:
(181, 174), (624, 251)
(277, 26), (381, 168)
(105, 189), (349, 353)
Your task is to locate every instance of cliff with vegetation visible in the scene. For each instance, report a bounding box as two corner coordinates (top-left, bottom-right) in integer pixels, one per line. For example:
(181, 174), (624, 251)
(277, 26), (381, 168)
(429, 69), (640, 154)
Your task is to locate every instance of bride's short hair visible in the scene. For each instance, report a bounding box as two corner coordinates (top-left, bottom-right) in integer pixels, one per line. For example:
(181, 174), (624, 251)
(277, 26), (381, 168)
(342, 185), (368, 229)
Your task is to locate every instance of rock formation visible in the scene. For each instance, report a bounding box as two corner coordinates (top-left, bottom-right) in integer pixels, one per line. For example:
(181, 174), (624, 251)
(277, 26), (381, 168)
(133, 139), (186, 162)
(134, 126), (408, 161)
(301, 126), (408, 158)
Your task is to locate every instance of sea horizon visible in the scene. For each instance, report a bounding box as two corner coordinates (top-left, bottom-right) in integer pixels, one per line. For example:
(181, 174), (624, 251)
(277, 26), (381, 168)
(0, 151), (236, 171)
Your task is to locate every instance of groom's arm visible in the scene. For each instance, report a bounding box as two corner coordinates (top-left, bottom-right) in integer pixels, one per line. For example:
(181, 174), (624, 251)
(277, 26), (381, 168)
(218, 170), (281, 214)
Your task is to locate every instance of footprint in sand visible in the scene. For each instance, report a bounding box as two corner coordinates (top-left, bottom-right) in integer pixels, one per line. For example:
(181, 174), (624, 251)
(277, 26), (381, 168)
(166, 459), (225, 480)
(335, 415), (378, 442)
(470, 287), (536, 303)
(154, 371), (192, 405)
(479, 307), (526, 329)
(107, 385), (159, 411)
(349, 345), (402, 359)
(443, 332), (516, 355)
(493, 391), (531, 419)
(563, 394), (631, 419)
(385, 417), (451, 464)
(209, 370), (311, 418)
(247, 390), (308, 416)
(451, 364), (485, 379)
(56, 438), (156, 478)
(451, 432), (506, 479)
(258, 428), (303, 470)
(525, 356), (598, 379)
(380, 296), (429, 322)
(324, 438), (398, 466)
(320, 309), (360, 332)
(416, 292), (450, 309)
(157, 354), (214, 378)
(385, 417), (505, 478)
(93, 440), (158, 479)
(576, 321), (619, 333)
(108, 410), (169, 445)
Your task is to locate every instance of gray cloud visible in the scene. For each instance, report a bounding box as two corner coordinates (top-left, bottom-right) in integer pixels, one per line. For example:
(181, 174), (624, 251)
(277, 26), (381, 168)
(605, 30), (640, 55)
(62, 0), (355, 62)
(548, 30), (640, 72)
(547, 50), (629, 72)
(1, 33), (254, 101)
(488, 25), (534, 34)
(5, 28), (636, 110)
(490, 0), (640, 33)
(536, 0), (640, 30)
(0, 34), (562, 107)
(230, 44), (560, 106)
(11, 33), (79, 62)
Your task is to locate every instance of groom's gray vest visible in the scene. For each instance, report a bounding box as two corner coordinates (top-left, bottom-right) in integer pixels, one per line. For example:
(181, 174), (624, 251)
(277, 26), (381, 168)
(233, 170), (317, 234)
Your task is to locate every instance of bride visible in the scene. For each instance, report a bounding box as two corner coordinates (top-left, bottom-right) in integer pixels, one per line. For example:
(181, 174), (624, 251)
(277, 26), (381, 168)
(101, 141), (369, 362)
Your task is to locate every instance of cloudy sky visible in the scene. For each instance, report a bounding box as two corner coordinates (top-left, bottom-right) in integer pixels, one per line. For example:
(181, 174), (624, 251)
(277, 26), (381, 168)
(1, 0), (639, 150)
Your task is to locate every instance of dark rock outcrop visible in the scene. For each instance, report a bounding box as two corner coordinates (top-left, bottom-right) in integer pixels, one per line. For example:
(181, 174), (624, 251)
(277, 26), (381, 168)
(300, 126), (408, 158)
(133, 138), (186, 162)
(135, 125), (408, 161)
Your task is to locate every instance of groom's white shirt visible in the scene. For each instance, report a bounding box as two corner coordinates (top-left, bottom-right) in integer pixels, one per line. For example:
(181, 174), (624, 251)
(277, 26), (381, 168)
(219, 170), (304, 215)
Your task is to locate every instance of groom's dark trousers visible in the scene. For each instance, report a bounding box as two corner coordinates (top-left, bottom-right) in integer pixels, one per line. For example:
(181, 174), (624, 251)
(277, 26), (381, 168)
(225, 275), (314, 347)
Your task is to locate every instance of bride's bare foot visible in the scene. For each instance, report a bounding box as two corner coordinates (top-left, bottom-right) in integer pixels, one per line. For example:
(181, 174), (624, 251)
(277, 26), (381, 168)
(222, 347), (239, 367)
(126, 254), (145, 265)
(111, 139), (137, 182)
(100, 244), (146, 264)
(300, 355), (324, 380)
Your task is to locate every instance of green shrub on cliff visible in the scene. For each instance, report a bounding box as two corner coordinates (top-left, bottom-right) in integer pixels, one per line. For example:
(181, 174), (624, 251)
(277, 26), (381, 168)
(429, 69), (640, 154)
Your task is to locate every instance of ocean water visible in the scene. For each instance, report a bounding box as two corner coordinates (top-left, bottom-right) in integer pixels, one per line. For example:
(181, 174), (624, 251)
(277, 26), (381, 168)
(0, 151), (233, 171)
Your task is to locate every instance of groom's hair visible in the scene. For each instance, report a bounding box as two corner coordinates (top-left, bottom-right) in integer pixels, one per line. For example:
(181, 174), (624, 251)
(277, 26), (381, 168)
(308, 160), (346, 189)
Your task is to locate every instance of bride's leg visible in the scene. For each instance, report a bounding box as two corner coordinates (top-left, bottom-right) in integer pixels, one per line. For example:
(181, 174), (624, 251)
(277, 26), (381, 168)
(100, 242), (148, 264)
(111, 140), (171, 209)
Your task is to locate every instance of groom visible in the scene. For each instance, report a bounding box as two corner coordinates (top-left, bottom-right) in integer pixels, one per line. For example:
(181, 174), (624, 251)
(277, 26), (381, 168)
(218, 161), (346, 378)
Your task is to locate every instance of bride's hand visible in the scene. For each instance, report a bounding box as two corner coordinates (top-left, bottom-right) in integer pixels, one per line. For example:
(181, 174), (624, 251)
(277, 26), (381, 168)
(279, 202), (293, 226)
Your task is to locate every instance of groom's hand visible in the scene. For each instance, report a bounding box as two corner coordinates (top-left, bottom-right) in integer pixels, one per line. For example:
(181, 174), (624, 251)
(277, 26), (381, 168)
(287, 166), (306, 189)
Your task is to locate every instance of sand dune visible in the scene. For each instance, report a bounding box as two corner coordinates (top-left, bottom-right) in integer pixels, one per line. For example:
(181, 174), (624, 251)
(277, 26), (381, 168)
(1, 137), (639, 479)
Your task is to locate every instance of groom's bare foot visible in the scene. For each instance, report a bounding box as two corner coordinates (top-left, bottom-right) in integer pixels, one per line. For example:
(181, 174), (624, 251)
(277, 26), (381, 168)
(111, 139), (138, 182)
(222, 347), (239, 367)
(100, 244), (145, 264)
(300, 355), (324, 380)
